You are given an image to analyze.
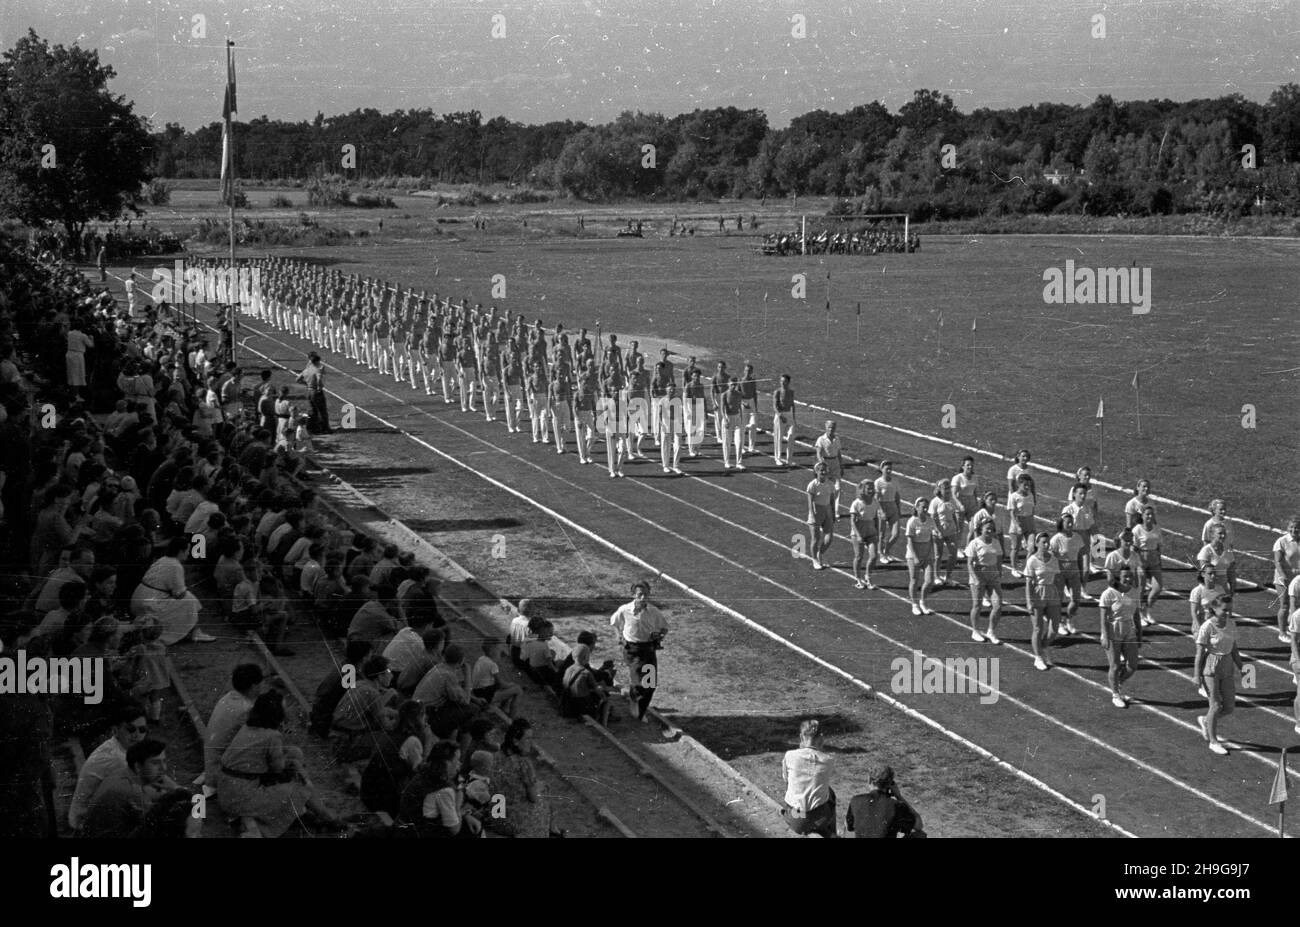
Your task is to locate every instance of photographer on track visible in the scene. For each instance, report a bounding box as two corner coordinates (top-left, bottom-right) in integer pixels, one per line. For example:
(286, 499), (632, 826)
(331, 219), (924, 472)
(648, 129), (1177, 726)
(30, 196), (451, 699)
(610, 579), (668, 722)
(845, 764), (925, 838)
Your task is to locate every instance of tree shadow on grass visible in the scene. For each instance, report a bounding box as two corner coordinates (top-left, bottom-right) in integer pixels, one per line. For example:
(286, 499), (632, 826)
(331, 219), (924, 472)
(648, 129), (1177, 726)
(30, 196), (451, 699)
(665, 712), (868, 761)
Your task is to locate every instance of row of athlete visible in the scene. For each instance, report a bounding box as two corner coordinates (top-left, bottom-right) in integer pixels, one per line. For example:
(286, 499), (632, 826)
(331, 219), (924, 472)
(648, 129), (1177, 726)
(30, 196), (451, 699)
(246, 257), (808, 477)
(803, 450), (1242, 673)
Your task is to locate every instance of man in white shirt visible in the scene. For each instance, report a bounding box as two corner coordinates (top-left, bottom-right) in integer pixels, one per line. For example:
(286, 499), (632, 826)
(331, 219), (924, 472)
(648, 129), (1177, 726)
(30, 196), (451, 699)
(69, 705), (147, 831)
(202, 664), (265, 794)
(610, 581), (669, 721)
(813, 420), (844, 511)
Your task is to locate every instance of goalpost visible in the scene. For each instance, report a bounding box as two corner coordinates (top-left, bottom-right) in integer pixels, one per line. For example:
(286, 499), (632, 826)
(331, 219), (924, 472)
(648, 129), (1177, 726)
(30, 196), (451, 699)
(801, 212), (910, 254)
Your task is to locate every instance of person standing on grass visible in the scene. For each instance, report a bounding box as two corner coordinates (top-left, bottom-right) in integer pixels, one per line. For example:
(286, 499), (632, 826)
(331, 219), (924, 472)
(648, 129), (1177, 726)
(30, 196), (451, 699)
(781, 719), (836, 838)
(849, 479), (880, 590)
(806, 462), (836, 571)
(965, 519), (1003, 644)
(1193, 600), (1244, 755)
(904, 497), (936, 616)
(772, 373), (796, 467)
(1272, 517), (1300, 645)
(1099, 567), (1142, 709)
(296, 352), (331, 435)
(610, 580), (668, 722)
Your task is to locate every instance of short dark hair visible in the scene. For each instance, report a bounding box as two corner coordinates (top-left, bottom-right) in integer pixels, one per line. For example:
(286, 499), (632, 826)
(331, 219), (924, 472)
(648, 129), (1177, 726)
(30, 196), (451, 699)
(231, 663), (265, 692)
(246, 690), (286, 730)
(126, 738), (166, 771)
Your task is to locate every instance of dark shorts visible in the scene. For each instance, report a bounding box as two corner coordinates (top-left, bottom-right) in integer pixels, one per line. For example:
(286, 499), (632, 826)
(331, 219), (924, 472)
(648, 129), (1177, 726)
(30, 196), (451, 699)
(783, 789), (837, 838)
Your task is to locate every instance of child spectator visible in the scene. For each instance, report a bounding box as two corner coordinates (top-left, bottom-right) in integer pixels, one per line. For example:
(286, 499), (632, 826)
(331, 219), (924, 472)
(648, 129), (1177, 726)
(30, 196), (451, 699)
(471, 637), (522, 717)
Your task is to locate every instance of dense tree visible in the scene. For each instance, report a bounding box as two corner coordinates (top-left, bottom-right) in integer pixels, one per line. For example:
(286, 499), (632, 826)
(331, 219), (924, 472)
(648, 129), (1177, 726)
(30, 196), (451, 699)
(0, 30), (154, 238)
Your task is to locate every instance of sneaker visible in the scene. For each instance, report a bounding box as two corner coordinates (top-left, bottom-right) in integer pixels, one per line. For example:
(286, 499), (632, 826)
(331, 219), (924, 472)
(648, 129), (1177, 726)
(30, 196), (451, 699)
(982, 595), (991, 608)
(662, 466), (671, 474)
(1280, 632), (1292, 644)
(609, 471), (617, 479)
(773, 457), (782, 466)
(723, 463), (732, 470)
(865, 581), (877, 590)
(1034, 657), (1048, 671)
(1140, 614), (1156, 627)
(1197, 684), (1207, 699)
(736, 463), (746, 471)
(1294, 723), (1300, 736)
(672, 467), (683, 475)
(1064, 621), (1078, 635)
(921, 606), (934, 615)
(911, 604), (921, 616)
(970, 630), (986, 643)
(854, 580), (866, 590)
(1010, 569), (1023, 579)
(813, 560), (826, 571)
(191, 629), (217, 643)
(617, 470), (625, 478)
(985, 631), (1001, 645)
(1111, 695), (1127, 709)
(1208, 742), (1228, 755)
(1120, 692), (1133, 704)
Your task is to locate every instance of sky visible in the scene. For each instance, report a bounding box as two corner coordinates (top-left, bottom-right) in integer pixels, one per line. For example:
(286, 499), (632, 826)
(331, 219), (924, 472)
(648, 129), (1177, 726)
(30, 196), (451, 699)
(4, 0), (1298, 131)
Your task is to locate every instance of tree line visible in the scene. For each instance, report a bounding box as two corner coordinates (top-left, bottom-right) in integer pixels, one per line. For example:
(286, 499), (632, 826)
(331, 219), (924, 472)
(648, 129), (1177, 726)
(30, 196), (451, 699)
(152, 86), (1300, 218)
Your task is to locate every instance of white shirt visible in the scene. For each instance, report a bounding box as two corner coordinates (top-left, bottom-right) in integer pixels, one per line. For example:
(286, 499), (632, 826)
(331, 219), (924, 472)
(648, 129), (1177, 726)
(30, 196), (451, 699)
(610, 600), (668, 644)
(1274, 535), (1300, 585)
(782, 746), (834, 813)
(813, 434), (841, 464)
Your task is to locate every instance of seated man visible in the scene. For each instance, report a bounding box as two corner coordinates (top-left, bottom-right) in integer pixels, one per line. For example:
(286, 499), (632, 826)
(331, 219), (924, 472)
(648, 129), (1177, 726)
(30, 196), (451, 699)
(68, 703), (147, 831)
(845, 765), (924, 838)
(82, 738), (178, 838)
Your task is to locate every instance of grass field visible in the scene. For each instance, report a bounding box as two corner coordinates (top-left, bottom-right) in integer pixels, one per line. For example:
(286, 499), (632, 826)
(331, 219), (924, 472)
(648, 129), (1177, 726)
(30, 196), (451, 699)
(152, 187), (1300, 528)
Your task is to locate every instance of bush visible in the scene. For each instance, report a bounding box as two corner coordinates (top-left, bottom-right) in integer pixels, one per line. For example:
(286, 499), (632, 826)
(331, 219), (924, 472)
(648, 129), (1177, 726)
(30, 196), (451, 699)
(269, 193), (294, 208)
(353, 193), (396, 208)
(144, 179), (172, 206)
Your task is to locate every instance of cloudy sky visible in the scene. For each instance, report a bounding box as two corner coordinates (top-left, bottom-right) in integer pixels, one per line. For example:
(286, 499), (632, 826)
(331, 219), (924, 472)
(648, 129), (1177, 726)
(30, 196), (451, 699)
(6, 0), (1297, 130)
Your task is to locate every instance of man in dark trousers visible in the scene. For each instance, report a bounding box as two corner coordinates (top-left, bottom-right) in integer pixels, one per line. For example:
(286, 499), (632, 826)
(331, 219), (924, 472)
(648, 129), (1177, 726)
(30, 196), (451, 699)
(846, 765), (924, 838)
(297, 352), (332, 434)
(609, 580), (668, 721)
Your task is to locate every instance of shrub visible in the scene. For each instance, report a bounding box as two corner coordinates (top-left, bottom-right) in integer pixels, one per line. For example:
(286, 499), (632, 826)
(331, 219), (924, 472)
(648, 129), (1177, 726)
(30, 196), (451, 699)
(144, 179), (172, 206)
(269, 193), (294, 208)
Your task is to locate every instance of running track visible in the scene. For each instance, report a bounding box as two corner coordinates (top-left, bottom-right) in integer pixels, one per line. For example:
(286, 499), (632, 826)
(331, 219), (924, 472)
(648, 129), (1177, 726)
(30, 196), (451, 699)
(116, 270), (1297, 837)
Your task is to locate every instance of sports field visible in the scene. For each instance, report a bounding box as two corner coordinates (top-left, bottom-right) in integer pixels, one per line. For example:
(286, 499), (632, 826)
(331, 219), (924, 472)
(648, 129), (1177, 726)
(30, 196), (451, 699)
(173, 192), (1299, 530)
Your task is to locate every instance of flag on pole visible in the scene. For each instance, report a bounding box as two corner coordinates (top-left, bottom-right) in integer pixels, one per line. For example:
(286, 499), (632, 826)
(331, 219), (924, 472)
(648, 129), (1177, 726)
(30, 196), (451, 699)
(1269, 749), (1289, 805)
(1132, 371), (1140, 390)
(856, 301), (861, 316)
(938, 311), (943, 327)
(220, 42), (237, 203)
(1096, 398), (1104, 419)
(971, 316), (977, 331)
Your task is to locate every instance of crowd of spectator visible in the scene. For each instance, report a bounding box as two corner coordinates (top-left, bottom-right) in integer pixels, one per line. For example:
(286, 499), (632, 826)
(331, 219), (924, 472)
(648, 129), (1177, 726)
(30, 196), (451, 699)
(0, 238), (567, 838)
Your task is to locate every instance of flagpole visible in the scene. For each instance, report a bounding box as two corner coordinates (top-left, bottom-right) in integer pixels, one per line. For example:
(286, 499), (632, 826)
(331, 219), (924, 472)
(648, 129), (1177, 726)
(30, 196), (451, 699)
(856, 301), (861, 344)
(225, 38), (238, 369)
(763, 291), (768, 333)
(1135, 383), (1142, 437)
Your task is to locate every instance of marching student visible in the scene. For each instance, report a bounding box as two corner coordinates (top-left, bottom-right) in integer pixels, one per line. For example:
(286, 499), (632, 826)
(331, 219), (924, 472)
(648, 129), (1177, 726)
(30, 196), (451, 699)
(1050, 513), (1086, 635)
(437, 328), (457, 405)
(1024, 532), (1059, 669)
(527, 363), (551, 445)
(502, 344), (525, 433)
(1103, 528), (1142, 589)
(1063, 482), (1101, 576)
(929, 480), (960, 588)
(1193, 599), (1243, 755)
(874, 460), (902, 564)
(628, 355), (652, 459)
(1189, 563), (1226, 638)
(1197, 524), (1237, 594)
(814, 420), (844, 513)
(1006, 474), (1036, 578)
(719, 377), (745, 470)
(481, 333), (502, 422)
(1272, 517), (1300, 644)
(650, 347), (674, 445)
(657, 379), (684, 475)
(951, 456), (981, 549)
(709, 361), (729, 446)
(456, 333), (479, 413)
(1124, 479), (1155, 528)
(965, 519), (1004, 644)
(683, 368), (707, 459)
(1132, 505), (1164, 627)
(738, 362), (760, 454)
(904, 498), (936, 616)
(849, 480), (881, 590)
(549, 369), (573, 455)
(1006, 449), (1032, 498)
(806, 462), (836, 571)
(772, 373), (796, 466)
(574, 360), (599, 465)
(1099, 567), (1142, 708)
(1200, 498), (1235, 549)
